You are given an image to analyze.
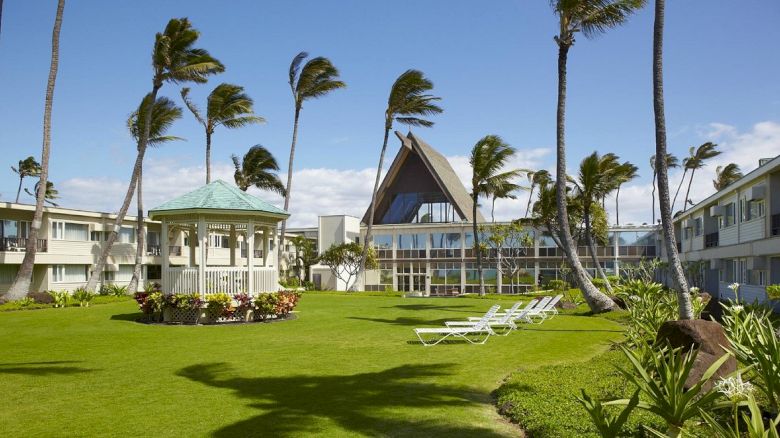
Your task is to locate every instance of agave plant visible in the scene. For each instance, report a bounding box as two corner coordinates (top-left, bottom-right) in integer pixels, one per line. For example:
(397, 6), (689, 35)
(577, 389), (640, 438)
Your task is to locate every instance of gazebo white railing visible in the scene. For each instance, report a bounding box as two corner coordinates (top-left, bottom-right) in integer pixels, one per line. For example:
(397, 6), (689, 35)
(166, 266), (278, 295)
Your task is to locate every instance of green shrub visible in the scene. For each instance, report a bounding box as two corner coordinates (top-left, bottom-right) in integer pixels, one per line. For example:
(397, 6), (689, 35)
(547, 279), (567, 291)
(72, 288), (95, 307)
(606, 275), (620, 286)
(205, 293), (232, 316)
(27, 291), (54, 304)
(591, 277), (607, 291)
(18, 297), (36, 307)
(49, 290), (70, 308)
(495, 348), (662, 437)
(254, 293), (279, 320)
(767, 284), (780, 301)
(100, 284), (129, 297)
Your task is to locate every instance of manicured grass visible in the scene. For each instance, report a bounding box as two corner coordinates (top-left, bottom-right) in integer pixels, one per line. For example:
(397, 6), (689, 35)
(0, 294), (624, 437)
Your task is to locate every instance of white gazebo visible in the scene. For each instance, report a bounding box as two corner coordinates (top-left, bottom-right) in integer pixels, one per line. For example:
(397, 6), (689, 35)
(149, 180), (289, 297)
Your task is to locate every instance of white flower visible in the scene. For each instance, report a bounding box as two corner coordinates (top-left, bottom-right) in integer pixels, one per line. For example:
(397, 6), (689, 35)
(728, 283), (740, 291)
(731, 305), (744, 313)
(689, 286), (700, 294)
(629, 295), (641, 302)
(715, 375), (754, 401)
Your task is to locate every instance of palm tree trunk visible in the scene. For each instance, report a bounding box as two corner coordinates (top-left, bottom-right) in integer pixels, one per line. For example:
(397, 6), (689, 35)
(491, 196), (496, 222)
(85, 89), (160, 292)
(554, 42), (614, 313)
(473, 193), (485, 296)
(652, 0), (693, 320)
(672, 168), (687, 213)
(0, 0), (4, 39)
(615, 184), (621, 225)
(356, 127), (391, 291)
(651, 170), (657, 223)
(584, 207), (613, 294)
(278, 107), (301, 279)
(128, 164), (144, 293)
(683, 167), (696, 211)
(205, 130), (212, 184)
(6, 0), (64, 300)
(15, 176), (23, 203)
(524, 184), (535, 218)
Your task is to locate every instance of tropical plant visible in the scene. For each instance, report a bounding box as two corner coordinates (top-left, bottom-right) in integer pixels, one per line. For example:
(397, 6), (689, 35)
(614, 160), (638, 225)
(24, 180), (58, 206)
(72, 288), (95, 307)
(290, 235), (319, 282)
(5, 0), (65, 301)
(358, 69), (442, 289)
(231, 145), (285, 194)
(681, 142), (721, 211)
(11, 156), (41, 203)
(48, 290), (69, 308)
(321, 242), (377, 291)
(713, 163), (743, 191)
(470, 135), (521, 296)
(700, 393), (780, 438)
(652, 0), (694, 319)
(524, 169), (551, 218)
(550, 0), (644, 312)
(651, 153), (678, 224)
(254, 293), (279, 320)
(126, 96), (185, 294)
(767, 285), (780, 301)
(489, 179), (522, 223)
(577, 389), (640, 438)
(205, 293), (232, 316)
(84, 18), (223, 292)
(609, 345), (731, 437)
(480, 221), (533, 293)
(180, 83), (264, 183)
(280, 52), (345, 277)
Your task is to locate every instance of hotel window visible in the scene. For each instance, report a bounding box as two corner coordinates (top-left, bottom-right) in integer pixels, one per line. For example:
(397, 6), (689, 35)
(90, 231), (105, 241)
(694, 218), (703, 236)
(52, 222), (89, 241)
(747, 199), (765, 221)
(721, 203), (736, 228)
(397, 233), (426, 249)
(118, 227), (136, 244)
(209, 234), (229, 248)
(2, 220), (30, 239)
(373, 234), (393, 249)
(618, 231), (656, 257)
(538, 233), (561, 257)
(52, 265), (88, 283)
(0, 265), (18, 283)
(378, 263), (393, 286)
(430, 233), (461, 258)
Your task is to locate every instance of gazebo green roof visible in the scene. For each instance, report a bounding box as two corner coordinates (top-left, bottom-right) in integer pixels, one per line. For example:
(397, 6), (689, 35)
(149, 180), (289, 219)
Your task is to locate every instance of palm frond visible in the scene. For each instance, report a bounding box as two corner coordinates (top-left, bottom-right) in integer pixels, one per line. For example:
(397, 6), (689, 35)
(386, 69), (443, 129)
(128, 95), (183, 146)
(289, 51), (309, 94)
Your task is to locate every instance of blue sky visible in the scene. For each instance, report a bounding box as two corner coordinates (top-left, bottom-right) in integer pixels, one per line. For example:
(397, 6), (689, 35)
(1, 0), (779, 226)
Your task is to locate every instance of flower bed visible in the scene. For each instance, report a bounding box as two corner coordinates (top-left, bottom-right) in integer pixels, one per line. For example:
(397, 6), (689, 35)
(133, 291), (301, 325)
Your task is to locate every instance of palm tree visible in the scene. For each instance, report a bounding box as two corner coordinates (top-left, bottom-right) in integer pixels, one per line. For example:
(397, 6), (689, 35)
(652, 0), (693, 319)
(470, 135), (521, 296)
(650, 153), (678, 224)
(280, 52), (346, 275)
(11, 157), (42, 203)
(614, 160), (639, 225)
(25, 181), (58, 206)
(671, 155), (690, 213)
(232, 145), (286, 194)
(127, 97), (184, 294)
(682, 142), (720, 210)
(713, 163), (742, 191)
(573, 152), (618, 293)
(550, 0), (644, 312)
(357, 69), (442, 289)
(180, 83), (264, 183)
(490, 179), (522, 222)
(84, 18), (223, 292)
(6, 0), (64, 301)
(524, 169), (551, 218)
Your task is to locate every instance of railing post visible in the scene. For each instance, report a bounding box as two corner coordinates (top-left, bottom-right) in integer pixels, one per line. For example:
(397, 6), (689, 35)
(247, 221), (255, 295)
(161, 221), (169, 293)
(198, 216), (207, 298)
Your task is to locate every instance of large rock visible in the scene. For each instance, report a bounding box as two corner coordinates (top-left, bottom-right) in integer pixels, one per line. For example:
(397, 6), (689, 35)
(655, 319), (736, 391)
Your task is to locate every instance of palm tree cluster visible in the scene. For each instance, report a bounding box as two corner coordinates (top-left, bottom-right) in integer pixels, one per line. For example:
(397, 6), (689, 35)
(713, 163), (742, 190)
(673, 142), (721, 213)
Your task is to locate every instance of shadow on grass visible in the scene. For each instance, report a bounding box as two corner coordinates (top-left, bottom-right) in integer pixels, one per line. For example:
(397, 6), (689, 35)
(0, 360), (96, 376)
(347, 316), (450, 327)
(177, 363), (506, 437)
(518, 327), (623, 333)
(110, 312), (144, 322)
(383, 303), (477, 313)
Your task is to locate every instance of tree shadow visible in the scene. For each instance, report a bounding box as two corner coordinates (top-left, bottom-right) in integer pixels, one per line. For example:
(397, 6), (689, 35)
(384, 303), (477, 313)
(518, 326), (623, 333)
(110, 312), (145, 322)
(177, 363), (508, 437)
(347, 316), (451, 327)
(0, 360), (96, 376)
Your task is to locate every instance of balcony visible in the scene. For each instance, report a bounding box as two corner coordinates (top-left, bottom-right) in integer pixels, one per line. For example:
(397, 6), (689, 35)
(147, 244), (161, 256)
(169, 245), (182, 256)
(240, 248), (264, 258)
(1, 237), (47, 252)
(772, 214), (780, 236)
(704, 232), (719, 248)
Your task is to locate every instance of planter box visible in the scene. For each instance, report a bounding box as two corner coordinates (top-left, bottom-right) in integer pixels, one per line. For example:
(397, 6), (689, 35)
(163, 307), (203, 324)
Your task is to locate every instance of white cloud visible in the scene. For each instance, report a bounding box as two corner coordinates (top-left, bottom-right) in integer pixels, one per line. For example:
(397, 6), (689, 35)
(604, 120), (780, 225)
(54, 121), (779, 228)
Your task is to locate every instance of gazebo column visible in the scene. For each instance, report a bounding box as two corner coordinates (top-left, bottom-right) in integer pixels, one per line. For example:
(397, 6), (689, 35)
(229, 225), (237, 267)
(198, 216), (207, 297)
(247, 221), (255, 295)
(161, 221), (169, 293)
(188, 225), (196, 267)
(262, 226), (270, 267)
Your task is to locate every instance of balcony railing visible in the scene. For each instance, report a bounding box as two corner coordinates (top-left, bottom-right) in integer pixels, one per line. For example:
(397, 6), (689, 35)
(240, 249), (264, 258)
(147, 244), (161, 256)
(0, 237), (47, 252)
(704, 232), (719, 248)
(772, 214), (780, 236)
(169, 245), (182, 256)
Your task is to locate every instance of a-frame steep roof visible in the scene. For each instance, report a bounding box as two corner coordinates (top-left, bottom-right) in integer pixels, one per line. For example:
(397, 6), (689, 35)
(361, 131), (485, 225)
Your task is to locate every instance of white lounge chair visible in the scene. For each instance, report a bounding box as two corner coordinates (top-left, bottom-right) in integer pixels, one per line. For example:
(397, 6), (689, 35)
(445, 302), (523, 335)
(413, 305), (499, 346)
(525, 294), (563, 323)
(467, 299), (538, 322)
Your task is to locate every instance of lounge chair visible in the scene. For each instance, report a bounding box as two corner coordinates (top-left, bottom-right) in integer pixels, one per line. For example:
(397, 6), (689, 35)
(413, 305), (499, 346)
(525, 294), (563, 323)
(466, 299), (538, 322)
(446, 302), (524, 335)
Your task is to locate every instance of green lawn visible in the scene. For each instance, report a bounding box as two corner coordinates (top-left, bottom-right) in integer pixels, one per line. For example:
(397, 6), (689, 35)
(0, 294), (624, 437)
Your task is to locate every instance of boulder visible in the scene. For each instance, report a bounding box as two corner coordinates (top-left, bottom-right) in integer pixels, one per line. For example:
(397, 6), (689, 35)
(656, 319), (735, 391)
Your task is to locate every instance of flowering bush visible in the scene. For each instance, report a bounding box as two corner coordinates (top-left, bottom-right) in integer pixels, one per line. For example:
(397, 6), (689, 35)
(766, 284), (780, 301)
(274, 291), (301, 316)
(205, 293), (232, 317)
(254, 293), (279, 320)
(134, 291), (164, 314)
(164, 293), (203, 310)
(233, 293), (253, 312)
